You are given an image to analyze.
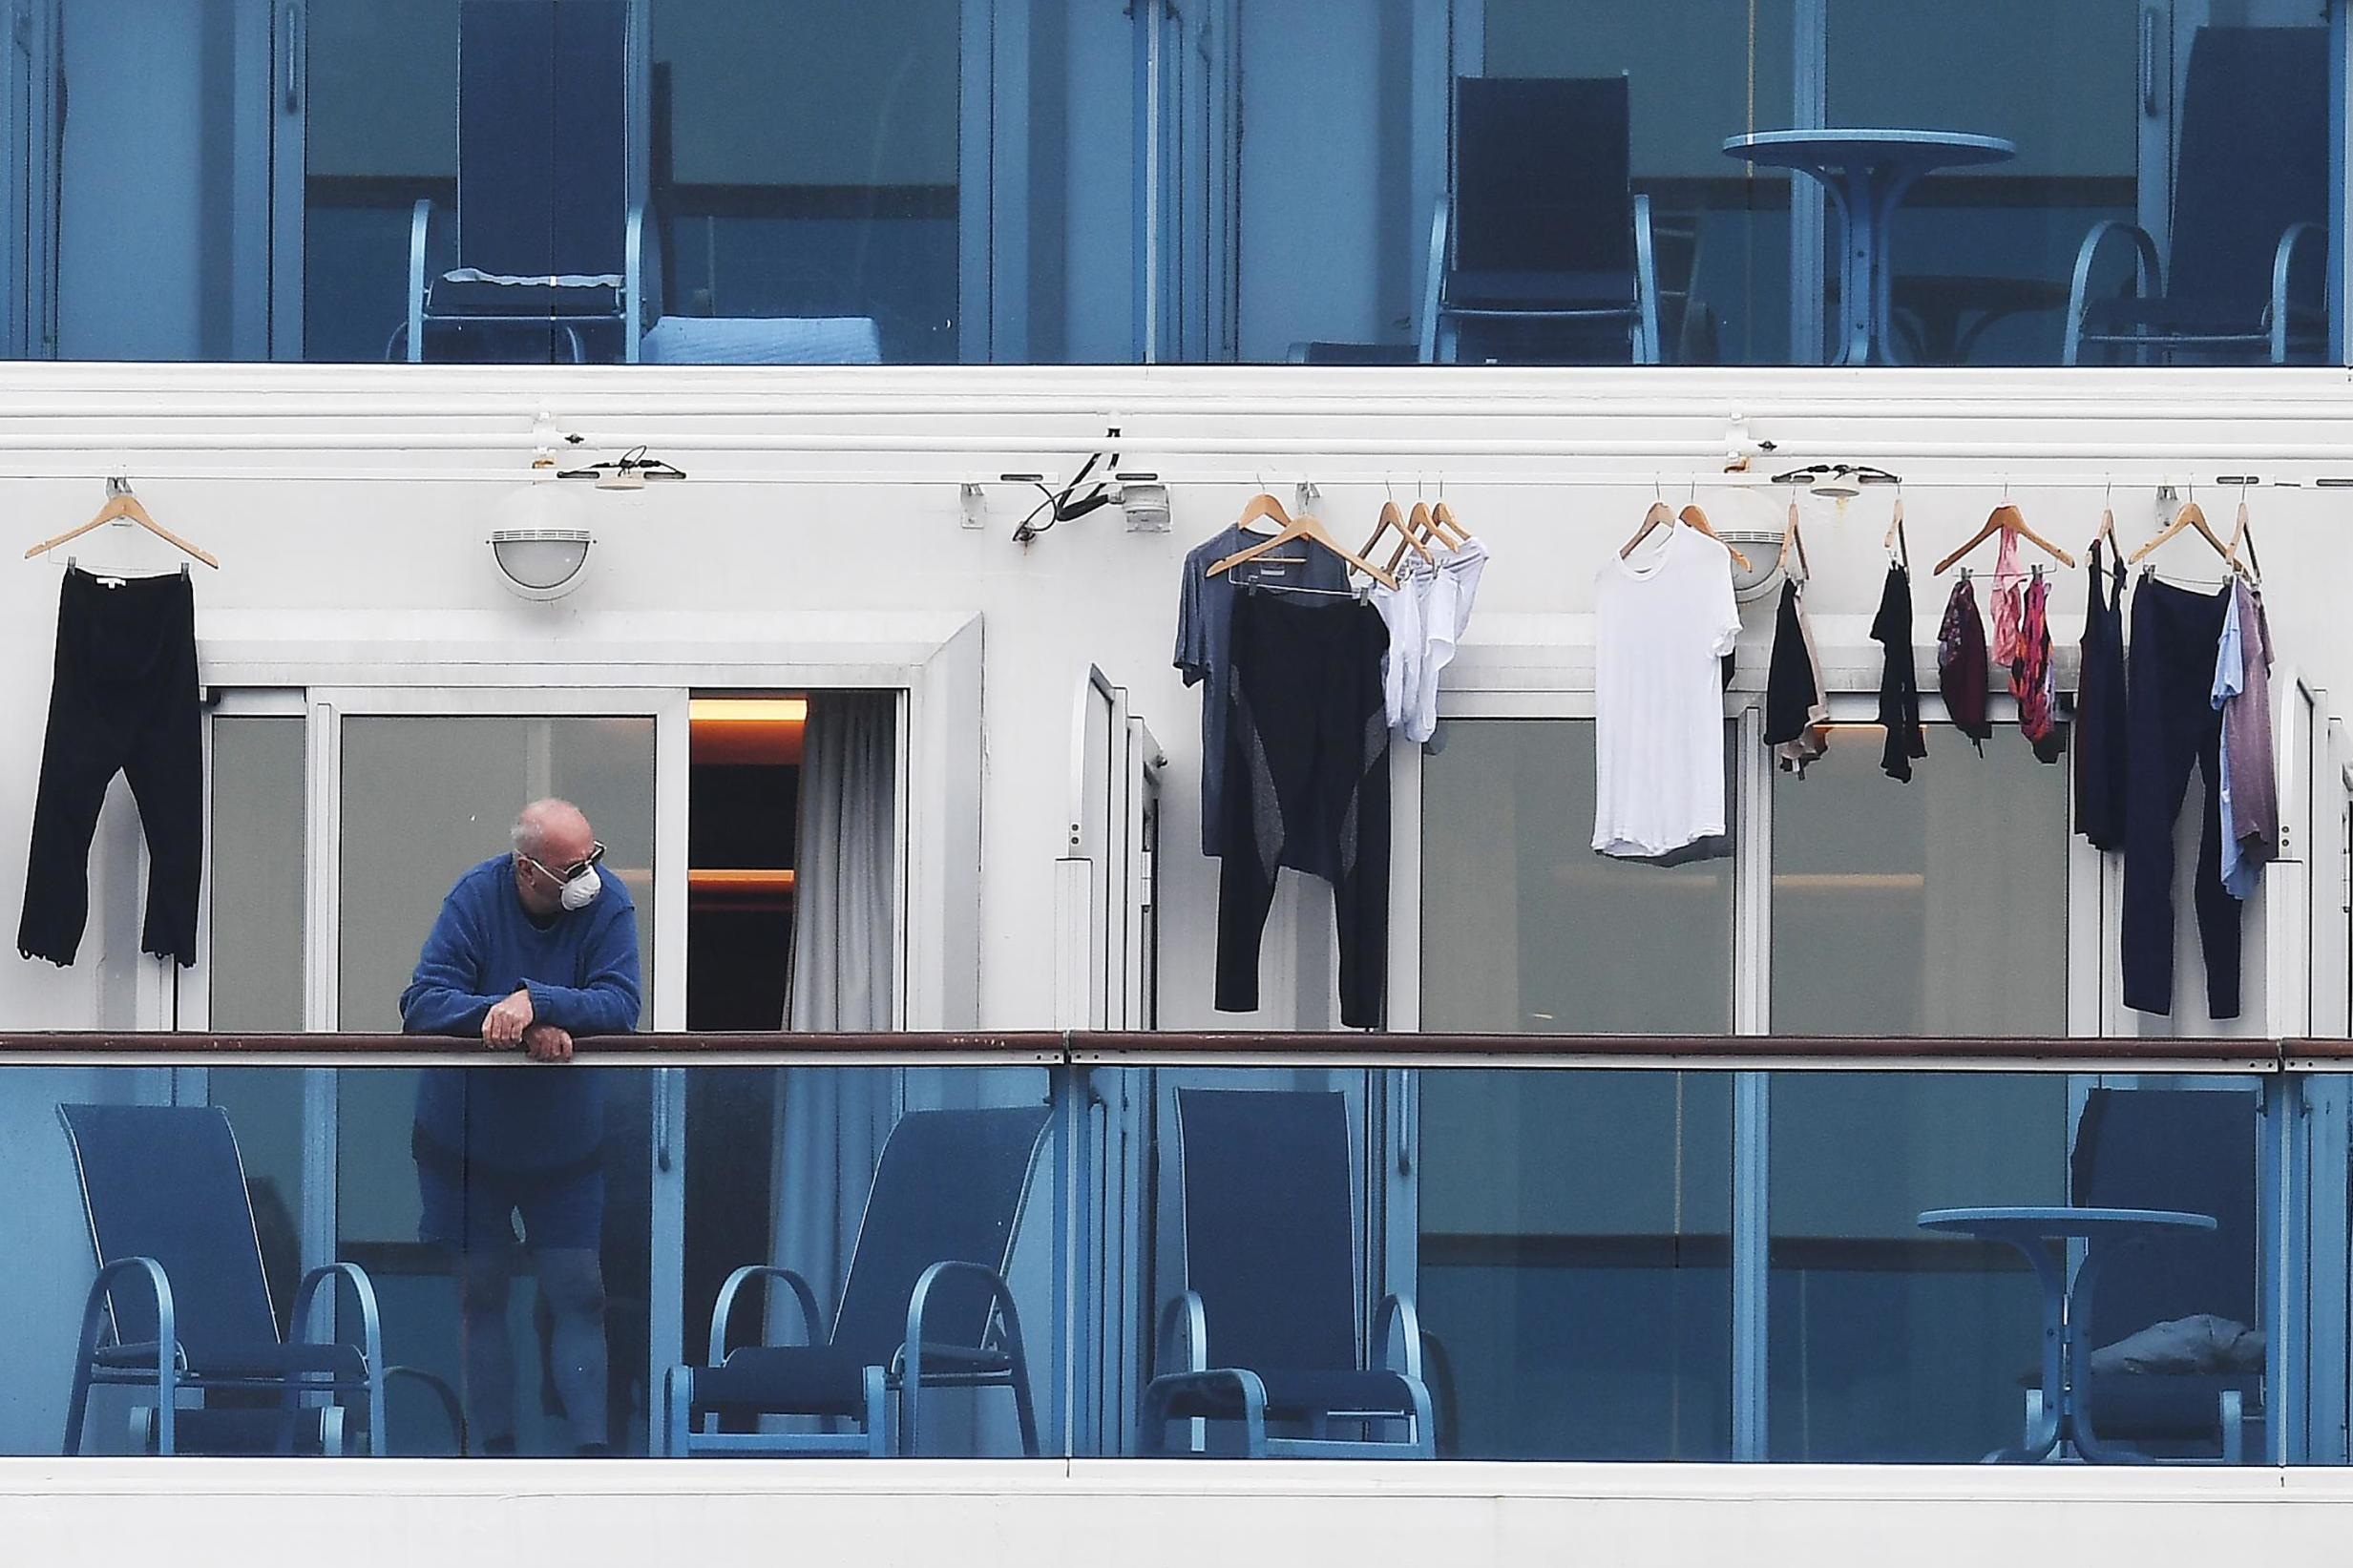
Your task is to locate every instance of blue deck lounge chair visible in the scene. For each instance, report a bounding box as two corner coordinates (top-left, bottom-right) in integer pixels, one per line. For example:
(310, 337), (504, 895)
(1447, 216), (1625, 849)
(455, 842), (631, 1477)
(662, 1104), (1051, 1457)
(403, 0), (643, 364)
(2051, 1087), (2262, 1461)
(2063, 27), (2326, 366)
(1140, 1089), (1434, 1457)
(1421, 76), (1661, 366)
(57, 1103), (387, 1456)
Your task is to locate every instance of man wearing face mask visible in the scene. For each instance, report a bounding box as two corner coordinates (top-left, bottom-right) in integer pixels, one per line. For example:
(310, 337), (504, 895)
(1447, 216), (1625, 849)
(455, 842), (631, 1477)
(401, 797), (641, 1457)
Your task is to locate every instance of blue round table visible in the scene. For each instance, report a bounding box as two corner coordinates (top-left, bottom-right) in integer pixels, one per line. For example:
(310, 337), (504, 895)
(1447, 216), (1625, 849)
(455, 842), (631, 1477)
(1724, 130), (2018, 366)
(1918, 1206), (2216, 1462)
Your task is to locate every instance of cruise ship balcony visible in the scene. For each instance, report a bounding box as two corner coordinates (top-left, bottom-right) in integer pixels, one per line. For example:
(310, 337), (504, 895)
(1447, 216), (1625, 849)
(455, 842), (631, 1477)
(5, 1029), (2352, 1563)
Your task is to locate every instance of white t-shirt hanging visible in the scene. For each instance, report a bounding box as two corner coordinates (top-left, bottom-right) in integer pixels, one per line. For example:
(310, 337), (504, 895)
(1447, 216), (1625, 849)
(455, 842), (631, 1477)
(1592, 524), (1742, 858)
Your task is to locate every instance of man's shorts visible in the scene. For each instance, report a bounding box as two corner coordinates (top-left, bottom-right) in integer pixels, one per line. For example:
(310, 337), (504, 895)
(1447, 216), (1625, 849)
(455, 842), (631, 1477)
(416, 1153), (605, 1253)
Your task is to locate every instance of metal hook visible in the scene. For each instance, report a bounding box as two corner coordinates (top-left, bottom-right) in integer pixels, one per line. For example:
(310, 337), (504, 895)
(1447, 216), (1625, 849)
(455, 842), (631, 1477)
(105, 475), (133, 499)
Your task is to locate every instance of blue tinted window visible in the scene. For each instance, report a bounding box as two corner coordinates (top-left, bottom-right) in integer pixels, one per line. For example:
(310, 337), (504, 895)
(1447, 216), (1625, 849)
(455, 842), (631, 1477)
(2, 1), (2337, 364)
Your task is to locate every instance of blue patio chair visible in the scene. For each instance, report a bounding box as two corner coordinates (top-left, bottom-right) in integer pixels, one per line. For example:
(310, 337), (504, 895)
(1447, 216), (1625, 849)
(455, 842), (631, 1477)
(2049, 1087), (2262, 1462)
(402, 0), (644, 364)
(57, 1103), (387, 1456)
(638, 315), (884, 366)
(2063, 27), (2327, 366)
(662, 1104), (1051, 1457)
(1139, 1089), (1434, 1457)
(1421, 75), (1662, 366)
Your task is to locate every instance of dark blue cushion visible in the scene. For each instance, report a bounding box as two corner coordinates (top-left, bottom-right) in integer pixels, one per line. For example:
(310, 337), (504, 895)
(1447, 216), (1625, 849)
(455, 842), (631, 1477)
(1150, 1367), (1422, 1422)
(692, 1346), (878, 1418)
(2085, 1372), (2258, 1441)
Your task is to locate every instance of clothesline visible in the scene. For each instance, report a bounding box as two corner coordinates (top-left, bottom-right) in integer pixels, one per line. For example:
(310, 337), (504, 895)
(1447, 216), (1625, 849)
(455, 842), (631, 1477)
(0, 466), (2335, 497)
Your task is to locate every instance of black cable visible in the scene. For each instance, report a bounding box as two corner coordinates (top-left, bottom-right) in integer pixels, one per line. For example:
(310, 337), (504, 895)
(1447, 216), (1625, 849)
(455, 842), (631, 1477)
(1013, 429), (1123, 543)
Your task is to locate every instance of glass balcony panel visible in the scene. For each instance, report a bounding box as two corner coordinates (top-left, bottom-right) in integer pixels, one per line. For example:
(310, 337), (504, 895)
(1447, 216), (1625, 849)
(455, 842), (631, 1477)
(1770, 1073), (2266, 1464)
(1842, 2), (2333, 368)
(2, 1062), (1060, 1457)
(1474, 0), (1798, 367)
(1419, 1068), (1733, 1458)
(1825, 1), (2141, 366)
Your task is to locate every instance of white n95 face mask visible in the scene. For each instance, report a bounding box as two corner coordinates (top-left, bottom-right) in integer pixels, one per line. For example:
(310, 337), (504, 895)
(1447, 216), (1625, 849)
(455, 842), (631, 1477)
(558, 864), (602, 910)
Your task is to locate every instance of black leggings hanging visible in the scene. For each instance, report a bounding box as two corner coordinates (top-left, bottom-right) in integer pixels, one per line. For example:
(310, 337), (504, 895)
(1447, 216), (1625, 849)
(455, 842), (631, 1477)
(19, 567), (201, 968)
(2120, 576), (2238, 1019)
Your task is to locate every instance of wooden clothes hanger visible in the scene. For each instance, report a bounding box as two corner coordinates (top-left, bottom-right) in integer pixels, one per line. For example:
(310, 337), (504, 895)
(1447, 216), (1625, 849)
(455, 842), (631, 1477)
(1621, 495), (1754, 574)
(1933, 502), (2075, 576)
(25, 481), (221, 570)
(2128, 495), (2233, 570)
(1359, 499), (1436, 575)
(2224, 496), (2261, 583)
(1881, 492), (1909, 570)
(1430, 499), (1471, 545)
(1209, 495), (1401, 590)
(1620, 498), (1677, 561)
(2086, 481), (2116, 557)
(1384, 502), (1447, 576)
(1234, 491), (1291, 534)
(1777, 500), (1810, 580)
(1676, 499), (1753, 573)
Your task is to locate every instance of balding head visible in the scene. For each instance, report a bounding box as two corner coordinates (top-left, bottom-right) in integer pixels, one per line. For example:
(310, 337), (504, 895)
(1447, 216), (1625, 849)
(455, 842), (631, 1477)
(514, 799), (595, 863)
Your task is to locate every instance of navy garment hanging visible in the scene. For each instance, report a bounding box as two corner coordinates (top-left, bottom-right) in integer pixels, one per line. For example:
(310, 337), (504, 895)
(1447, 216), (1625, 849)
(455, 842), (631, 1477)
(2121, 575), (2240, 1019)
(2074, 542), (2129, 849)
(1871, 562), (1928, 783)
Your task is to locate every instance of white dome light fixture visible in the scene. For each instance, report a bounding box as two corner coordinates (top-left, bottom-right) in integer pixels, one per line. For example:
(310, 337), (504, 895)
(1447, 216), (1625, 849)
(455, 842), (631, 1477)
(488, 528), (595, 600)
(1691, 487), (1789, 603)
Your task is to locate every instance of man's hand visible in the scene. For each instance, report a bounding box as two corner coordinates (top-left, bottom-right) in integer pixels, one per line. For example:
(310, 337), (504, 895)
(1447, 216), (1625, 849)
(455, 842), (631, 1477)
(484, 987), (535, 1045)
(522, 1022), (576, 1063)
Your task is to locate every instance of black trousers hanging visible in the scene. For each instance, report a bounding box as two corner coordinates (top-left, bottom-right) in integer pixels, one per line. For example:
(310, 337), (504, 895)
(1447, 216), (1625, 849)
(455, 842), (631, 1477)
(19, 568), (202, 968)
(2120, 576), (2237, 1018)
(1214, 591), (1390, 1029)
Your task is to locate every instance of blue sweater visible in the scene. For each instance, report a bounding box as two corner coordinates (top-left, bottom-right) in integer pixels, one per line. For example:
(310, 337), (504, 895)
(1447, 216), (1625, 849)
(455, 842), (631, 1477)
(402, 854), (642, 1173)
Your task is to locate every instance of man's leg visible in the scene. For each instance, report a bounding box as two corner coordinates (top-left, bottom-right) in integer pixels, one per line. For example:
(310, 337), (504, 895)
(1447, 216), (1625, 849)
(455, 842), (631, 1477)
(520, 1165), (611, 1454)
(419, 1150), (522, 1455)
(454, 1244), (519, 1454)
(535, 1248), (610, 1454)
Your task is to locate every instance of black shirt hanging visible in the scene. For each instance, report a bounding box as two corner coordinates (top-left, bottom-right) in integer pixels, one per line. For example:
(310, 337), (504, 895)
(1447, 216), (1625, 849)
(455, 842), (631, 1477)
(1870, 561), (1929, 783)
(2073, 541), (2129, 849)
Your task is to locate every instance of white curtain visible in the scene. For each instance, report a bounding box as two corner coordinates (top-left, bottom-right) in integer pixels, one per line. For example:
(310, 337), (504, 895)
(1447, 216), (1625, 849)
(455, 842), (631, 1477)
(770, 692), (900, 1331)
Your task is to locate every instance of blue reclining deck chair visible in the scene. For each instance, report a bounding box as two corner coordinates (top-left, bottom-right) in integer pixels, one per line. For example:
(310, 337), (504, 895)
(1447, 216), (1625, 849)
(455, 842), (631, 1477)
(662, 1104), (1051, 1457)
(2048, 1088), (2262, 1462)
(1421, 75), (1661, 366)
(57, 1103), (387, 1456)
(403, 0), (643, 364)
(1140, 1089), (1434, 1457)
(2064, 27), (2326, 366)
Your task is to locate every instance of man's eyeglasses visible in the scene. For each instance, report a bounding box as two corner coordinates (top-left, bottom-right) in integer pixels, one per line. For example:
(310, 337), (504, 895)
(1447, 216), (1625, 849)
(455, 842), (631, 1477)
(521, 841), (605, 884)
